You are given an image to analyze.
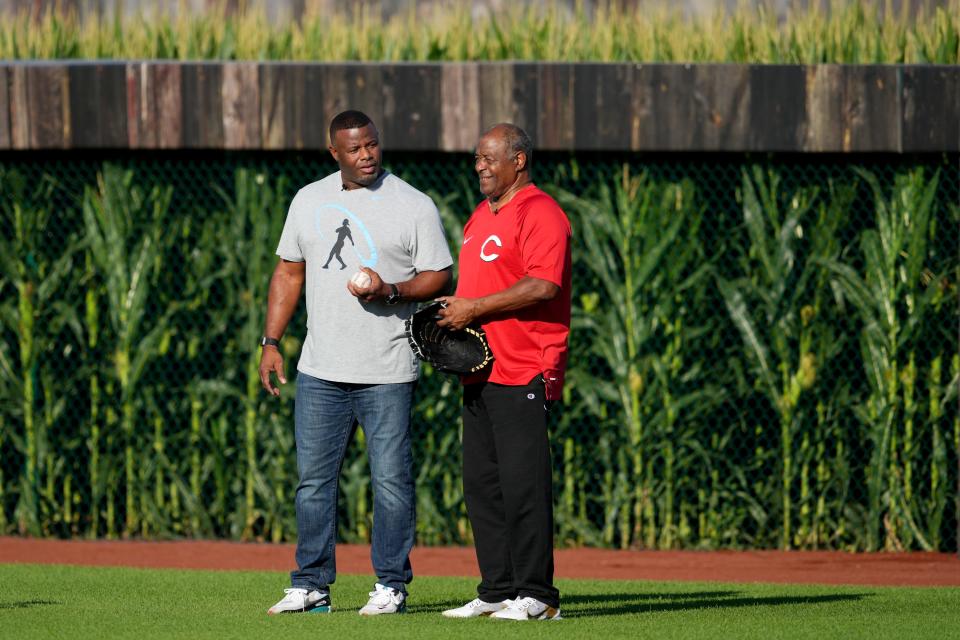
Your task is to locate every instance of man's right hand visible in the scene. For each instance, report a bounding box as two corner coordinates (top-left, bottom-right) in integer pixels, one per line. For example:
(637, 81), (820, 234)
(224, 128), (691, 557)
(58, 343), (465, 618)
(436, 296), (480, 330)
(259, 347), (286, 397)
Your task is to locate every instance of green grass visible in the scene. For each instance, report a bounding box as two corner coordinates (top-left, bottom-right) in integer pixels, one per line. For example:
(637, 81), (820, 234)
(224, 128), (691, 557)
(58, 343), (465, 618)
(1, 563), (958, 639)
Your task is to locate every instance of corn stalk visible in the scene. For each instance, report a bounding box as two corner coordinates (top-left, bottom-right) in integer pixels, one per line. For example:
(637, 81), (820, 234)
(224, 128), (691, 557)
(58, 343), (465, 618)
(820, 168), (950, 551)
(204, 169), (290, 540)
(82, 166), (173, 538)
(0, 169), (81, 535)
(717, 167), (851, 549)
(0, 156), (954, 550)
(556, 167), (720, 549)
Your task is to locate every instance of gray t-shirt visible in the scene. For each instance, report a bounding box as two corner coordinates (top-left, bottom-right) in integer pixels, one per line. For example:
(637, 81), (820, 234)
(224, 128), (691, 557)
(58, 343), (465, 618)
(276, 171), (452, 383)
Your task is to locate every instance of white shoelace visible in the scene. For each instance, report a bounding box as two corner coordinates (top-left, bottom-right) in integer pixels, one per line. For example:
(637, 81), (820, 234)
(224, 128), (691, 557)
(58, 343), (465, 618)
(510, 597), (537, 611)
(368, 584), (400, 606)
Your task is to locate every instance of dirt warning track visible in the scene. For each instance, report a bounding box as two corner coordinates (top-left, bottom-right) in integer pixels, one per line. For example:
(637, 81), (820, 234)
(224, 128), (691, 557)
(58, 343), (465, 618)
(1, 537), (957, 587)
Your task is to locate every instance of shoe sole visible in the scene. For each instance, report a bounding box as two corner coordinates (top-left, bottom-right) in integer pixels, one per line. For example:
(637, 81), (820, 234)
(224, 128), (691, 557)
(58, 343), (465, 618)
(307, 606), (333, 614)
(267, 604), (332, 615)
(358, 604), (407, 616)
(442, 610), (500, 618)
(491, 607), (561, 621)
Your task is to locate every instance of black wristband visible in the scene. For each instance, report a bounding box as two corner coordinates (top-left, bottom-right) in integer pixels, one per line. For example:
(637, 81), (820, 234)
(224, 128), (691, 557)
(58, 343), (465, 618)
(384, 283), (401, 305)
(260, 336), (281, 348)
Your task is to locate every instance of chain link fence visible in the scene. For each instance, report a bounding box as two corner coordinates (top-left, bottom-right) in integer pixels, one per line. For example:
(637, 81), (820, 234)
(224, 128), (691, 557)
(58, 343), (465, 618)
(0, 151), (957, 551)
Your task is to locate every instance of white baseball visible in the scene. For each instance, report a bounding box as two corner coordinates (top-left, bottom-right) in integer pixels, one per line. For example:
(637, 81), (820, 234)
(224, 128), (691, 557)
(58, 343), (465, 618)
(350, 270), (372, 289)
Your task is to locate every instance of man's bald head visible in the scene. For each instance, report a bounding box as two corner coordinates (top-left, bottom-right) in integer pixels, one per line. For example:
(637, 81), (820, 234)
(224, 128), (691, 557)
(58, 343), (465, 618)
(482, 123), (533, 167)
(474, 123), (534, 201)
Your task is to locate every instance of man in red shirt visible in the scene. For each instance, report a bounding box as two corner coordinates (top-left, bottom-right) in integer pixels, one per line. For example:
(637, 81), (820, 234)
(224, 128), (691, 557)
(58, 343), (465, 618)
(437, 123), (571, 621)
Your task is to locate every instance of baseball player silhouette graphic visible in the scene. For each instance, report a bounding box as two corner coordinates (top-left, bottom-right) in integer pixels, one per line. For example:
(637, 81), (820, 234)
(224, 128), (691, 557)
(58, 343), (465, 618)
(322, 218), (354, 270)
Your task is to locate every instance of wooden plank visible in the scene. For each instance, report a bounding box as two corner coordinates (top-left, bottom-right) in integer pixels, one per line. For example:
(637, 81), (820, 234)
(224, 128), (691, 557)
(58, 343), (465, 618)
(691, 64), (751, 151)
(69, 64), (99, 147)
(300, 64), (325, 148)
(637, 64), (695, 151)
(574, 63), (633, 150)
(348, 64), (384, 133)
(260, 63), (290, 149)
(70, 63), (127, 148)
(319, 65), (377, 133)
(317, 64), (401, 146)
(844, 65), (899, 152)
(153, 63), (183, 148)
(0, 67), (9, 149)
(749, 65), (807, 152)
(125, 63), (144, 148)
(440, 62), (479, 152)
(98, 63), (127, 147)
(382, 64), (440, 150)
(476, 62), (538, 136)
(628, 64), (655, 150)
(478, 63), (514, 131)
(181, 63), (223, 148)
(319, 64), (351, 137)
(317, 64), (386, 144)
(804, 65), (900, 152)
(221, 62), (260, 149)
(27, 64), (71, 148)
(803, 65), (844, 152)
(510, 63), (539, 139)
(538, 63), (574, 151)
(9, 65), (28, 149)
(128, 62), (183, 148)
(902, 65), (960, 153)
(573, 63), (603, 150)
(607, 64), (639, 150)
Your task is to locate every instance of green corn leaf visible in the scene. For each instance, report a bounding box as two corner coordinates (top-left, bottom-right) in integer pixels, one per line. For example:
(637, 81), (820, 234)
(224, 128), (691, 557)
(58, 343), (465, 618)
(717, 277), (777, 399)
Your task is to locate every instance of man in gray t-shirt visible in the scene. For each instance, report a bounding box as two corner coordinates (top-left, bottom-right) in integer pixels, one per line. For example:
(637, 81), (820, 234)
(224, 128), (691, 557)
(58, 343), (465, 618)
(259, 110), (452, 616)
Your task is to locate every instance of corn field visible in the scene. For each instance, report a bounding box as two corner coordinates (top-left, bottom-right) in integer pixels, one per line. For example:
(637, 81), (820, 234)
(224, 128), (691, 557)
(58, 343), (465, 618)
(0, 153), (957, 551)
(1, 0), (958, 63)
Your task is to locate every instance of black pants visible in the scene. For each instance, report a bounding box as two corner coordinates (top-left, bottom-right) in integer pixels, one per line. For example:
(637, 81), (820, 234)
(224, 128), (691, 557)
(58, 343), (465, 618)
(462, 376), (559, 609)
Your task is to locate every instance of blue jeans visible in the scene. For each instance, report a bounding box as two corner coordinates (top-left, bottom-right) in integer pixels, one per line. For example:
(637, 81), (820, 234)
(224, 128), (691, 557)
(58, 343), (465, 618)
(290, 373), (416, 593)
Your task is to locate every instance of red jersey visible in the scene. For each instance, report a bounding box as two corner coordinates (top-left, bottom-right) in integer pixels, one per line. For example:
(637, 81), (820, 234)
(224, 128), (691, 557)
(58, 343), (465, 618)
(455, 184), (572, 399)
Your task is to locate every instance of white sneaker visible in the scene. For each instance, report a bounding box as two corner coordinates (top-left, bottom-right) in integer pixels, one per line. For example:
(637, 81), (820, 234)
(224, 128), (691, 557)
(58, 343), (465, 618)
(489, 596), (561, 621)
(267, 587), (331, 614)
(358, 583), (407, 615)
(441, 597), (512, 618)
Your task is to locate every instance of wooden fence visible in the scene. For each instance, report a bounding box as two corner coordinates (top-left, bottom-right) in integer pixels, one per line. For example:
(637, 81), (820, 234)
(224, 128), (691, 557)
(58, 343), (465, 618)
(1, 62), (957, 152)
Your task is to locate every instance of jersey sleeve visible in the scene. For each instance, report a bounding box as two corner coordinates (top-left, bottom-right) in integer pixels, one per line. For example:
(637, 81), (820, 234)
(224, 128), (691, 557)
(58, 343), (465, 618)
(411, 198), (454, 273)
(518, 196), (571, 287)
(276, 191), (305, 262)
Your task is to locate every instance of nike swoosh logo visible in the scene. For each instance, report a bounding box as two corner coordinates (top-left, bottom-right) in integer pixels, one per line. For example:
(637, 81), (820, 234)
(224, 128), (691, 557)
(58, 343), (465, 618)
(463, 236), (473, 245)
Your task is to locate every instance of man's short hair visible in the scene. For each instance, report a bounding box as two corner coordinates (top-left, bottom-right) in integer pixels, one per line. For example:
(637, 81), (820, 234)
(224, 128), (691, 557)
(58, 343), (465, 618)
(329, 110), (373, 143)
(487, 123), (533, 165)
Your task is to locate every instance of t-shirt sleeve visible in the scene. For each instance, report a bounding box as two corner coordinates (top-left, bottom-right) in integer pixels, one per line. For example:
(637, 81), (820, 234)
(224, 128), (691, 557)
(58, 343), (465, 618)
(411, 198), (454, 272)
(518, 197), (571, 287)
(276, 191), (305, 262)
